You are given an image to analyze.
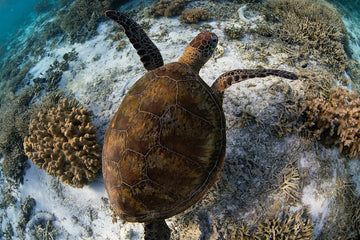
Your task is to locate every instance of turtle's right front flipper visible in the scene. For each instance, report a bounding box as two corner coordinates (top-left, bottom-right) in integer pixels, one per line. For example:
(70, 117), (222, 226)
(105, 10), (164, 71)
(211, 69), (298, 99)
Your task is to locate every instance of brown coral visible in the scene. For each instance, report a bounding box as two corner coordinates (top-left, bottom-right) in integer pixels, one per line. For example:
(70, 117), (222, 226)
(179, 9), (210, 24)
(303, 87), (360, 159)
(253, 211), (314, 239)
(23, 98), (101, 187)
(263, 0), (348, 74)
(148, 0), (186, 17)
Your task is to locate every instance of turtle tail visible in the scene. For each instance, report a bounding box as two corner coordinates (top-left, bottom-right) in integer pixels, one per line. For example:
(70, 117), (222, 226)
(105, 10), (164, 71)
(211, 69), (298, 98)
(144, 220), (171, 240)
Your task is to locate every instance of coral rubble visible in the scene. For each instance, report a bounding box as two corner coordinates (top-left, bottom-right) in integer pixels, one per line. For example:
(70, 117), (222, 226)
(23, 98), (101, 187)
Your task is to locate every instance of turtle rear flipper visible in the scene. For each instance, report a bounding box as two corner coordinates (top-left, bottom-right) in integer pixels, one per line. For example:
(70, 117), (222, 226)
(105, 10), (164, 71)
(144, 220), (171, 240)
(211, 69), (298, 98)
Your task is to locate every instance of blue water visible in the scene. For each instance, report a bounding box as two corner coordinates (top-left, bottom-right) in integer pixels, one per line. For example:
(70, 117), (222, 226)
(0, 0), (40, 43)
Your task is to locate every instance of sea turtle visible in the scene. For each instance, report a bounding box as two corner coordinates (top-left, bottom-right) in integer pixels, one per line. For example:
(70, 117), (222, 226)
(102, 10), (298, 240)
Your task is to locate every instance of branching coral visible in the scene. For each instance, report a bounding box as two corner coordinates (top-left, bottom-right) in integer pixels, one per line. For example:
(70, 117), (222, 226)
(302, 87), (360, 159)
(0, 87), (36, 183)
(263, 0), (348, 74)
(23, 98), (101, 187)
(254, 211), (314, 239)
(277, 168), (300, 202)
(179, 9), (210, 24)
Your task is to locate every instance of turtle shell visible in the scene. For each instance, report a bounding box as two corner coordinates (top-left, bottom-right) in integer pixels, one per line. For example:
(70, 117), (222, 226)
(102, 62), (226, 222)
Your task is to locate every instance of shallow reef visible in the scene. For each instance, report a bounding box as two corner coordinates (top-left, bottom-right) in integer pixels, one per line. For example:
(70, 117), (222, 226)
(0, 0), (359, 239)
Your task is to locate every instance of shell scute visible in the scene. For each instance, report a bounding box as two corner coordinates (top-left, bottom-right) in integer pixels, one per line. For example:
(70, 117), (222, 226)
(160, 105), (220, 167)
(127, 71), (155, 95)
(147, 146), (205, 197)
(132, 180), (178, 214)
(154, 62), (196, 81)
(139, 76), (177, 116)
(120, 150), (147, 186)
(102, 129), (126, 164)
(111, 94), (142, 130)
(111, 184), (147, 218)
(102, 153), (122, 187)
(126, 112), (160, 155)
(177, 79), (222, 126)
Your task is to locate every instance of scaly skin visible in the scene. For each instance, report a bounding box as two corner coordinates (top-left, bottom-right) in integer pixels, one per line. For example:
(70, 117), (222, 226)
(211, 69), (299, 101)
(178, 31), (218, 74)
(105, 10), (164, 71)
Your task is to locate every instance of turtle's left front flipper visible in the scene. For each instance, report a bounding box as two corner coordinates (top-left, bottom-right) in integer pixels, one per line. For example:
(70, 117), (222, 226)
(105, 10), (164, 71)
(211, 69), (298, 98)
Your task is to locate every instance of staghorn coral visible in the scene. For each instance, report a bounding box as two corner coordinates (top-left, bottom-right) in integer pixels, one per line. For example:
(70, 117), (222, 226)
(23, 98), (101, 187)
(179, 9), (210, 24)
(263, 0), (348, 74)
(231, 210), (314, 239)
(253, 211), (314, 239)
(148, 0), (187, 18)
(302, 87), (360, 159)
(277, 168), (301, 202)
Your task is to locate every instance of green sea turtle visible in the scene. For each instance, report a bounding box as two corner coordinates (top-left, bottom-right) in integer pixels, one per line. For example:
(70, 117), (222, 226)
(102, 10), (298, 240)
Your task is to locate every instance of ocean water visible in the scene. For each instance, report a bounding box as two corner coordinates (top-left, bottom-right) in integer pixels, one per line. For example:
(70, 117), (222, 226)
(0, 0), (40, 43)
(0, 0), (360, 239)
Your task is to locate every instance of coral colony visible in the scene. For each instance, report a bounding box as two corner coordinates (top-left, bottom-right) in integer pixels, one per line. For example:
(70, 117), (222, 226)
(24, 98), (101, 187)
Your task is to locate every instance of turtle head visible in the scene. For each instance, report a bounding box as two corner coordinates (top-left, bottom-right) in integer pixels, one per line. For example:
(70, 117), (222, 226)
(179, 32), (218, 74)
